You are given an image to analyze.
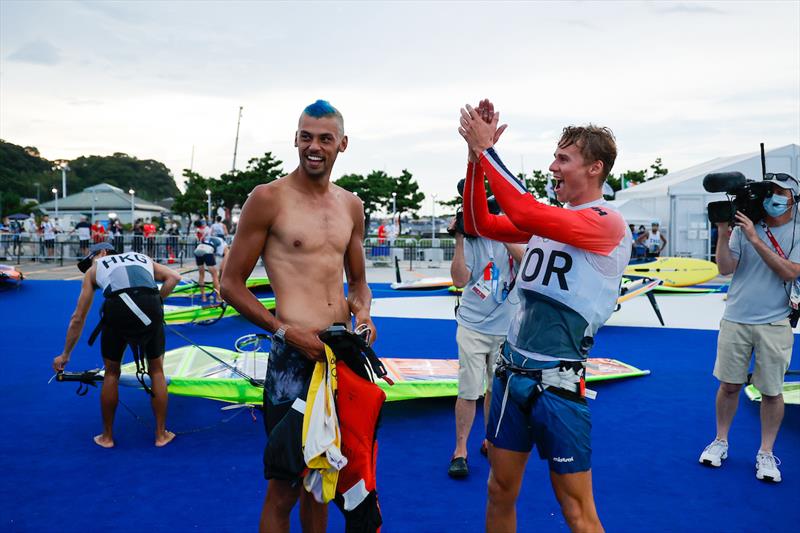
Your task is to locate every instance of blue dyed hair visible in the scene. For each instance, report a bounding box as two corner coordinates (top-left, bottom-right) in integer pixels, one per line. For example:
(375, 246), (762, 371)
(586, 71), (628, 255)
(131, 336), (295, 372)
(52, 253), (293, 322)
(304, 99), (337, 117)
(300, 99), (344, 135)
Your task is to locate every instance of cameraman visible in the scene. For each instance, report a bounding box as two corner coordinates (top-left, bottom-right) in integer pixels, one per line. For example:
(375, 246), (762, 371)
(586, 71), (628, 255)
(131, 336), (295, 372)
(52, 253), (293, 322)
(700, 174), (800, 483)
(447, 194), (523, 478)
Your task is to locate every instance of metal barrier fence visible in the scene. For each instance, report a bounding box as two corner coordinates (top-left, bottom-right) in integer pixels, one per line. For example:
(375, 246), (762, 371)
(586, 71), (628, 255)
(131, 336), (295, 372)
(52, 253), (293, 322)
(364, 237), (456, 268)
(0, 235), (221, 267)
(0, 235), (457, 268)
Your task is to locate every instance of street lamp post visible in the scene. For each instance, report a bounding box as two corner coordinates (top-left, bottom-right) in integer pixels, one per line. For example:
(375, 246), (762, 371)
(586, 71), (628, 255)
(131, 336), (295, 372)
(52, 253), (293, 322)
(52, 188), (59, 218)
(59, 162), (70, 198)
(205, 189), (212, 222)
(391, 191), (397, 236)
(128, 189), (135, 225)
(91, 189), (97, 221)
(431, 194), (437, 240)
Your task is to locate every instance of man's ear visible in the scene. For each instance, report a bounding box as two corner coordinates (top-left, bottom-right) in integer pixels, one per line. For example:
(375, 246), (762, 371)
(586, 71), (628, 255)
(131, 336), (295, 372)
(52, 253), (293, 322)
(338, 135), (348, 153)
(294, 131), (299, 148)
(589, 160), (604, 181)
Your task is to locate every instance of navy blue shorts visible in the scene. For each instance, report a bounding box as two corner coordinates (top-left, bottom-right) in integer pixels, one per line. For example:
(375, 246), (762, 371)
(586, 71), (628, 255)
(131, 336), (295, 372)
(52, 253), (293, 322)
(487, 354), (592, 474)
(195, 254), (216, 267)
(263, 338), (315, 482)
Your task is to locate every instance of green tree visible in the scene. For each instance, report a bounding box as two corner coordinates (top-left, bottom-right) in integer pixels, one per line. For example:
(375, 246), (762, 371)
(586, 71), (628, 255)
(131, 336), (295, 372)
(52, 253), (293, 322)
(69, 153), (180, 201)
(334, 171), (391, 229)
(172, 170), (212, 216)
(0, 140), (53, 215)
(607, 158), (669, 192)
(437, 196), (462, 216)
(215, 152), (284, 209)
(649, 157), (669, 178)
(391, 169), (425, 233)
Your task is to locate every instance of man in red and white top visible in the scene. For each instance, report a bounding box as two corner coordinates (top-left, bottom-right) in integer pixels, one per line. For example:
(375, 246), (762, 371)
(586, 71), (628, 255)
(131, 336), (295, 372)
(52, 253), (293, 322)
(459, 100), (630, 533)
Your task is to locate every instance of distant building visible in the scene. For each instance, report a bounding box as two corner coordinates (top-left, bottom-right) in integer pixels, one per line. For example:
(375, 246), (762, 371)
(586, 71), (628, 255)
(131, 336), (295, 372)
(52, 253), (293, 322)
(38, 183), (168, 225)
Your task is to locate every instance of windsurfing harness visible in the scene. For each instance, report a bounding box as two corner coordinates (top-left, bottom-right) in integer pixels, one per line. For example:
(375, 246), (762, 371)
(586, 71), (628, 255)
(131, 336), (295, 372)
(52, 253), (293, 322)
(275, 325), (389, 532)
(89, 252), (162, 395)
(496, 350), (589, 407)
(463, 150), (631, 361)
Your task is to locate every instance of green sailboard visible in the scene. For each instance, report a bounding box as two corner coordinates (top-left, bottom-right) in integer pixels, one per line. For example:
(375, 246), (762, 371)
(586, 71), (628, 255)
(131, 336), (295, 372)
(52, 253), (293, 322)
(163, 297), (275, 325)
(169, 276), (270, 298)
(71, 346), (649, 404)
(745, 382), (800, 405)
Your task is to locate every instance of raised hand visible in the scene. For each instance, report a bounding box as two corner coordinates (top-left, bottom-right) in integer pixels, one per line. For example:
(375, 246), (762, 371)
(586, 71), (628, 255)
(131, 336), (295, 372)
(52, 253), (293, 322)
(461, 101), (508, 156)
(734, 211), (757, 242)
(459, 104), (506, 154)
(477, 99), (495, 123)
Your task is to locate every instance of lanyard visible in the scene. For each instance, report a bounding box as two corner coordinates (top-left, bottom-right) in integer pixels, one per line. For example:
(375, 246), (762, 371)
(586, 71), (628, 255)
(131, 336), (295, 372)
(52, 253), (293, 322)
(760, 222), (787, 259)
(481, 240), (515, 303)
(760, 221), (800, 310)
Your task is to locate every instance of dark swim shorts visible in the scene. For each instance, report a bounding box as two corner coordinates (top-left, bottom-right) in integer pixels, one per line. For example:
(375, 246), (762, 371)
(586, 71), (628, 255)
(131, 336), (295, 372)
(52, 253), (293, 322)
(263, 338), (315, 482)
(194, 254), (216, 267)
(100, 291), (165, 363)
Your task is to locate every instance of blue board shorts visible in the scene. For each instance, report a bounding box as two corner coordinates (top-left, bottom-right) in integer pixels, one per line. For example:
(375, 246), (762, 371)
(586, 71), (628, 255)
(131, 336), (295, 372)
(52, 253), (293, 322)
(487, 349), (592, 475)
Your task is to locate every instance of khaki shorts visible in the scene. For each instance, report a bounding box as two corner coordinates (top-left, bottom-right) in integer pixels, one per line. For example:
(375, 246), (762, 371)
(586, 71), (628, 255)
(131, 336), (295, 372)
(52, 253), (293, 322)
(714, 318), (793, 397)
(456, 324), (505, 400)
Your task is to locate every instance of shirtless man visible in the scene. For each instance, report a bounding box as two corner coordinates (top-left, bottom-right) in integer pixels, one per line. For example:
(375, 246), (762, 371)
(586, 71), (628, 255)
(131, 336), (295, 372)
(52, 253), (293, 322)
(220, 100), (375, 533)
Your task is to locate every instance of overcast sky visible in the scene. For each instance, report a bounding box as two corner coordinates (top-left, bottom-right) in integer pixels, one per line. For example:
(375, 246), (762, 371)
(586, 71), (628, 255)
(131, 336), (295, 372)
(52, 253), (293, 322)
(1, 0), (798, 210)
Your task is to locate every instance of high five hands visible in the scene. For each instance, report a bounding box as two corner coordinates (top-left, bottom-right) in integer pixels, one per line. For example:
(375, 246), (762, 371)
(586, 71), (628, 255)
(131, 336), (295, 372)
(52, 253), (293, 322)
(459, 99), (508, 161)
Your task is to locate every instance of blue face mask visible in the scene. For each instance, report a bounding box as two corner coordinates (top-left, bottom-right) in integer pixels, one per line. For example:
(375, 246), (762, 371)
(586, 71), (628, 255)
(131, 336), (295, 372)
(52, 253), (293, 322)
(763, 194), (791, 217)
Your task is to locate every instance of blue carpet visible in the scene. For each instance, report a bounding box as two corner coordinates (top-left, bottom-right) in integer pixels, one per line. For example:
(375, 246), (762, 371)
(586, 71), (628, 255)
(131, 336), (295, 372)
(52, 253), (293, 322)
(0, 281), (798, 532)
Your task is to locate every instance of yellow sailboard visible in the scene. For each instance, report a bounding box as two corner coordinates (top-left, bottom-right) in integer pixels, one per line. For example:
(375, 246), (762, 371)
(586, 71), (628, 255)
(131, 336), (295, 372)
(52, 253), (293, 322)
(625, 257), (718, 287)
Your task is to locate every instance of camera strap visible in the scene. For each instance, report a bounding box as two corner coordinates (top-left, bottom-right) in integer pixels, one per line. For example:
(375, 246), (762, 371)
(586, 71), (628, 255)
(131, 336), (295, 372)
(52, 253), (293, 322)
(760, 221), (800, 310)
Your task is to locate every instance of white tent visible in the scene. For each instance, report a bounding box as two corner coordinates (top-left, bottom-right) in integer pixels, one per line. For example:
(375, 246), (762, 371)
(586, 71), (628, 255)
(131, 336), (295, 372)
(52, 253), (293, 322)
(615, 144), (800, 259)
(608, 199), (658, 226)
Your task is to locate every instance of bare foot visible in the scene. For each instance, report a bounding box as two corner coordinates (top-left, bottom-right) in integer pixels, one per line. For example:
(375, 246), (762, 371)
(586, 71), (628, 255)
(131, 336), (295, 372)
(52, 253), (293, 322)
(93, 434), (114, 448)
(155, 430), (176, 447)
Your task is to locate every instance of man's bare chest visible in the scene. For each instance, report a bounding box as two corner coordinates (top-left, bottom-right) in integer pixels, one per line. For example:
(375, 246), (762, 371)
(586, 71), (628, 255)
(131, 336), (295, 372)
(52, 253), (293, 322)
(269, 208), (353, 254)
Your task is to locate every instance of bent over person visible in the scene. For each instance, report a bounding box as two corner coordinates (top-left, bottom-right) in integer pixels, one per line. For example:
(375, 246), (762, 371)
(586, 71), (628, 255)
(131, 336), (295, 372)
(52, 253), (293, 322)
(220, 100), (375, 533)
(459, 100), (630, 533)
(52, 242), (181, 448)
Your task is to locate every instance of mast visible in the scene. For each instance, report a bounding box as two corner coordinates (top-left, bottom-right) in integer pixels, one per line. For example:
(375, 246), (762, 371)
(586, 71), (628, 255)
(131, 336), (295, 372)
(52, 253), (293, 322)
(232, 106), (243, 173)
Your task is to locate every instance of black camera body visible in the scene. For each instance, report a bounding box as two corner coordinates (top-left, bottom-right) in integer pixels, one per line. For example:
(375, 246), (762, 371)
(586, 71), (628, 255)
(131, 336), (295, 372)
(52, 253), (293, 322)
(448, 178), (500, 237)
(448, 209), (476, 238)
(703, 171), (770, 224)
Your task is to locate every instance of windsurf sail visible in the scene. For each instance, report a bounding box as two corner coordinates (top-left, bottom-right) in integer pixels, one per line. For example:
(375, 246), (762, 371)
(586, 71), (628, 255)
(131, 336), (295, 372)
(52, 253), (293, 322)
(57, 345), (650, 404)
(163, 297), (275, 325)
(168, 276), (271, 298)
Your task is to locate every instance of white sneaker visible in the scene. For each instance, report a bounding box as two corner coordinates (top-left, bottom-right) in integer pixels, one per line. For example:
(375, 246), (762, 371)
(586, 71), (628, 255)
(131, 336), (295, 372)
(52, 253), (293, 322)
(756, 452), (782, 483)
(699, 439), (728, 467)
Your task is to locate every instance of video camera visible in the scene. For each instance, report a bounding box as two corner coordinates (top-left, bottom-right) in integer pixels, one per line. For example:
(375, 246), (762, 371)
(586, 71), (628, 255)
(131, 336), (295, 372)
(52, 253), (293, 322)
(703, 171), (770, 224)
(447, 179), (500, 238)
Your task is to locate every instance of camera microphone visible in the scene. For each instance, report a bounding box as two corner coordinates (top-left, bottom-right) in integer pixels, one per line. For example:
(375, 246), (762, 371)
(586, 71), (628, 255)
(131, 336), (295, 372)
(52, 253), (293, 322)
(703, 172), (746, 193)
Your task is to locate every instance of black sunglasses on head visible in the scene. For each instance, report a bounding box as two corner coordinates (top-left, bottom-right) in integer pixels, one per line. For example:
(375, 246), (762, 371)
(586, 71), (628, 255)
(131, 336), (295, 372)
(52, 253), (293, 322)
(765, 173), (799, 186)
